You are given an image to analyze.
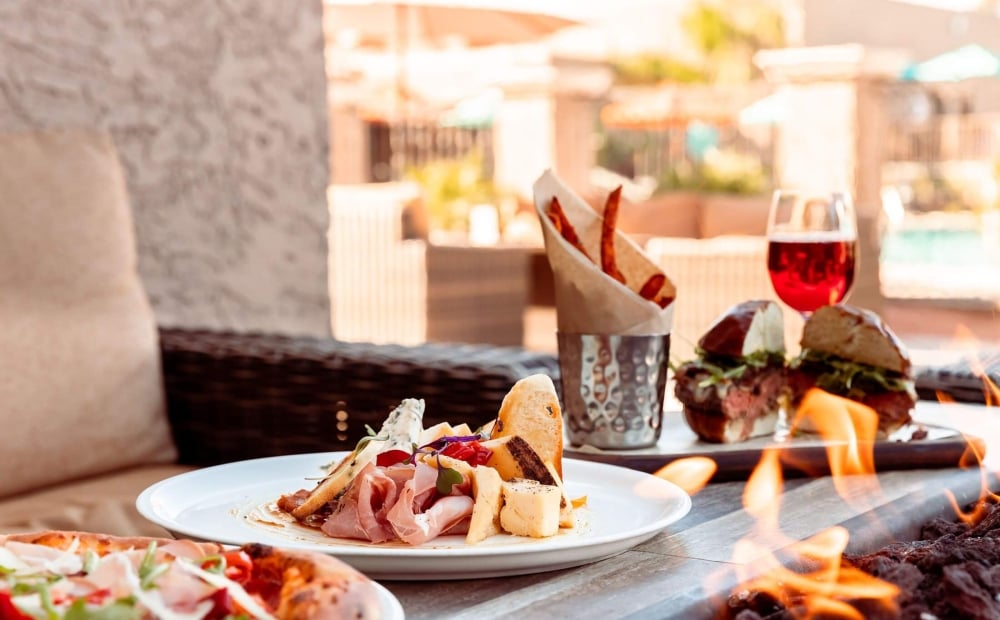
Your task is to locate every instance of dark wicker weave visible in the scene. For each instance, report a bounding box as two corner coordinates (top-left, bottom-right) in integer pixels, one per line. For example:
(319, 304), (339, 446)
(159, 328), (560, 466)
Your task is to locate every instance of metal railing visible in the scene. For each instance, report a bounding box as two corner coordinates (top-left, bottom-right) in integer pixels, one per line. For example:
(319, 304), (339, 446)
(367, 120), (494, 182)
(885, 113), (1000, 163)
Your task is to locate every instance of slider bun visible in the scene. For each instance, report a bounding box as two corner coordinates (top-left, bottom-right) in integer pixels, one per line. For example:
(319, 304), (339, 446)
(682, 405), (778, 444)
(800, 304), (911, 375)
(698, 300), (785, 358)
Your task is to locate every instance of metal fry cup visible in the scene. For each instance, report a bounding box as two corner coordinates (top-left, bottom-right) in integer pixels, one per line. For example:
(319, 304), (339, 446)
(557, 332), (670, 450)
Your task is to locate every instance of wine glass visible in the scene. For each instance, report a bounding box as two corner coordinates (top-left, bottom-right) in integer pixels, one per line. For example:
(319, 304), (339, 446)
(766, 189), (858, 319)
(767, 189), (857, 441)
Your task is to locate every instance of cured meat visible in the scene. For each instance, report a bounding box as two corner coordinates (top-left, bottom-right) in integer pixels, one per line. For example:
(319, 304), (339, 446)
(320, 461), (475, 545)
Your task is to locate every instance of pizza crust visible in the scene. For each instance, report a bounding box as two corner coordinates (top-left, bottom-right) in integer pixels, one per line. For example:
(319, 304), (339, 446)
(243, 543), (381, 620)
(0, 530), (223, 556)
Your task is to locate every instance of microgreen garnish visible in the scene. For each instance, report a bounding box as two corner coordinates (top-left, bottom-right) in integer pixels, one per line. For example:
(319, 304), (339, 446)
(82, 550), (99, 574)
(676, 349), (786, 388)
(137, 542), (164, 590)
(10, 581), (58, 619)
(409, 434), (484, 464)
(434, 456), (464, 495)
(794, 350), (912, 398)
(63, 598), (142, 620)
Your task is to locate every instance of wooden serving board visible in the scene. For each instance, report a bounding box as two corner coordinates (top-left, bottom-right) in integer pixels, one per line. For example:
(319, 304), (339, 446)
(565, 401), (983, 481)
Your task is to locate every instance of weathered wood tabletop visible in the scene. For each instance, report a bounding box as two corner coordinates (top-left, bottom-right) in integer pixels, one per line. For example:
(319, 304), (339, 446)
(383, 401), (998, 620)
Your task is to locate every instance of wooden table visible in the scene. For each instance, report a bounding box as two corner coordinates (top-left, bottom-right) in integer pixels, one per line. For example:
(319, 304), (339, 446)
(383, 402), (998, 619)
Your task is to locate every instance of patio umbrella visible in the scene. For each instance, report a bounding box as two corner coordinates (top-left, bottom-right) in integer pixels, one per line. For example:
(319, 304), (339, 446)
(900, 44), (1000, 83)
(326, 0), (582, 184)
(325, 0), (581, 49)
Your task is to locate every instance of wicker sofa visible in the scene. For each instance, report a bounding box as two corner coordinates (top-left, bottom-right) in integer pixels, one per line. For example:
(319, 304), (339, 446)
(0, 326), (558, 537)
(159, 327), (559, 466)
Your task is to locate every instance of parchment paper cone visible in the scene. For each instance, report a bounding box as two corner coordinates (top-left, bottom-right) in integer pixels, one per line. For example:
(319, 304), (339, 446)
(532, 169), (675, 335)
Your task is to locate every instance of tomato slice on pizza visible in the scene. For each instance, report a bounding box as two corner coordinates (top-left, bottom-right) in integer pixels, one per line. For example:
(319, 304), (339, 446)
(0, 531), (380, 619)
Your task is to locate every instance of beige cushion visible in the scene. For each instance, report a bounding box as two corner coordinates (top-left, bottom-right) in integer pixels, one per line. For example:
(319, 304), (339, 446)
(0, 465), (194, 537)
(0, 129), (176, 499)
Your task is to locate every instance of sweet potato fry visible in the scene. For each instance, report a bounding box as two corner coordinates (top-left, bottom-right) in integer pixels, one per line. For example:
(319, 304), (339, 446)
(547, 197), (590, 260)
(654, 294), (674, 309)
(600, 186), (626, 284)
(638, 273), (666, 301)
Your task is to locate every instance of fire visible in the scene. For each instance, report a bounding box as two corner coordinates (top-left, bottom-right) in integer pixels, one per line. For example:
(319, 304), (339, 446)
(654, 456), (717, 495)
(723, 324), (999, 617)
(727, 388), (899, 618)
(930, 329), (1000, 527)
(789, 389), (881, 504)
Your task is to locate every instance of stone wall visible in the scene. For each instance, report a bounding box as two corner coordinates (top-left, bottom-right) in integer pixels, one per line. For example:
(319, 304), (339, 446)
(0, 1), (331, 335)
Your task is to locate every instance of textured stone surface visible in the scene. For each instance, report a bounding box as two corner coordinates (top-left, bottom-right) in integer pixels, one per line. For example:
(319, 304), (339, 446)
(0, 0), (331, 335)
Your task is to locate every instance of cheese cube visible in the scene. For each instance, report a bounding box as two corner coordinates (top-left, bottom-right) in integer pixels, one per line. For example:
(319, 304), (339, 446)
(500, 479), (561, 538)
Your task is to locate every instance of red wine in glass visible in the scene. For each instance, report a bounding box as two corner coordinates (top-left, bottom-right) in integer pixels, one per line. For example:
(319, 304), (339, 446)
(766, 190), (857, 317)
(767, 233), (856, 314)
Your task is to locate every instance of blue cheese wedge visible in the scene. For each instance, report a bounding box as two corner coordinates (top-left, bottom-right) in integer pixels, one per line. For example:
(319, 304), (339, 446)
(499, 478), (561, 538)
(292, 398), (424, 518)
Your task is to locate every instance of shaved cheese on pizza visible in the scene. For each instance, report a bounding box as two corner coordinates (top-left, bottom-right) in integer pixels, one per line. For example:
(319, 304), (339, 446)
(175, 559), (277, 620)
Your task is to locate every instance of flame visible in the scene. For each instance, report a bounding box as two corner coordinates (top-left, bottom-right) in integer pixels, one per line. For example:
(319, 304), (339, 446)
(724, 324), (998, 618)
(654, 456), (717, 495)
(787, 389), (882, 506)
(726, 387), (898, 618)
(931, 329), (1000, 527)
(736, 527), (900, 619)
(744, 448), (783, 527)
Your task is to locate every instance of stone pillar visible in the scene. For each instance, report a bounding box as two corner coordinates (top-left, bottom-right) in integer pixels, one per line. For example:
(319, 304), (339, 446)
(493, 64), (560, 200)
(551, 56), (615, 193)
(755, 44), (910, 313)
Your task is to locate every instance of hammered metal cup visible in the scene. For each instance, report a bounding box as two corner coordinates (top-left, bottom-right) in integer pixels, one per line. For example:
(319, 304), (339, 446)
(557, 332), (671, 450)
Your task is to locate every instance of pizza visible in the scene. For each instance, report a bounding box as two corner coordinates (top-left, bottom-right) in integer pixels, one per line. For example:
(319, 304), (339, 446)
(0, 530), (381, 619)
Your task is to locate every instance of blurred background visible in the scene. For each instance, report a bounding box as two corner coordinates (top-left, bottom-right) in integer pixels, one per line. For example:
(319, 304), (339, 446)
(4, 0), (1000, 361)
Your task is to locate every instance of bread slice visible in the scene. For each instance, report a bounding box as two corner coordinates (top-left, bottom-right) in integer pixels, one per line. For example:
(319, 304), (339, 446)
(801, 304), (910, 374)
(482, 435), (557, 486)
(490, 374), (564, 477)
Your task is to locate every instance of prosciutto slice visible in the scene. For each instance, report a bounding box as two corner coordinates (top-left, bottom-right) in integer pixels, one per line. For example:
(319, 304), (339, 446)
(319, 461), (475, 545)
(321, 463), (401, 543)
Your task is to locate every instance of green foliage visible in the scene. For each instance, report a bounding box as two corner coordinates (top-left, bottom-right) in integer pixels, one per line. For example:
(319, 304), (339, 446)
(611, 53), (708, 85)
(655, 148), (769, 196)
(406, 151), (496, 232)
(679, 0), (786, 83)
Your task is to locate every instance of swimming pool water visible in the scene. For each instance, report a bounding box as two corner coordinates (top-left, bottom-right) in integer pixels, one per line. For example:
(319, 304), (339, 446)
(880, 228), (988, 267)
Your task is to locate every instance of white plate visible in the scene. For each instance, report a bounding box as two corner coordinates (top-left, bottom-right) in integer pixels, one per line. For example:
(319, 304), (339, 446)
(374, 582), (404, 619)
(137, 454), (691, 580)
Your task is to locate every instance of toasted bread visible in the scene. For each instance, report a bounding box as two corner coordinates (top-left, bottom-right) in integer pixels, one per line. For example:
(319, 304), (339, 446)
(490, 374), (564, 477)
(482, 435), (557, 486)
